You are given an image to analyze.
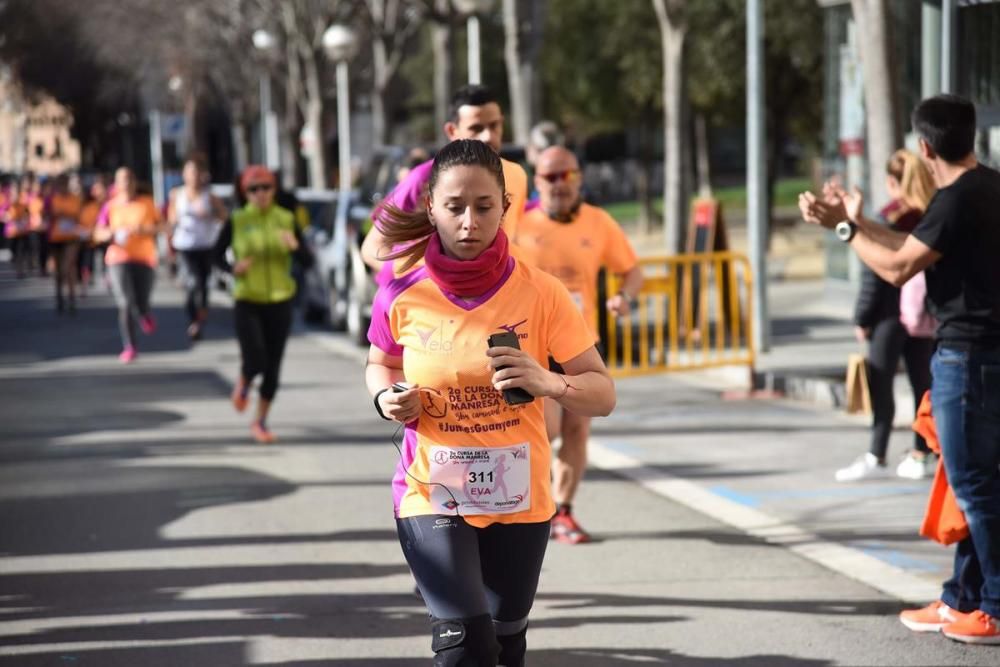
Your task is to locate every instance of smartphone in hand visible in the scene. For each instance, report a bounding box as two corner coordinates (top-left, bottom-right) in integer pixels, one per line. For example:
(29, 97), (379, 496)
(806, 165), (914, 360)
(487, 331), (535, 406)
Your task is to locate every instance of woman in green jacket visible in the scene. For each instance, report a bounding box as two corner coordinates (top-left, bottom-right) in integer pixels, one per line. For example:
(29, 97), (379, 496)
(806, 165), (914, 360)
(214, 165), (313, 443)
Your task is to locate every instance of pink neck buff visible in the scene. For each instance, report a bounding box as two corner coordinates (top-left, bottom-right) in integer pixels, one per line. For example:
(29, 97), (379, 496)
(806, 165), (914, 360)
(422, 228), (511, 297)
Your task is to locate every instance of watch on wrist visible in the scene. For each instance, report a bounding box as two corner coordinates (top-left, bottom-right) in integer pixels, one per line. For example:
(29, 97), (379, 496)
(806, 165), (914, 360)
(835, 221), (857, 243)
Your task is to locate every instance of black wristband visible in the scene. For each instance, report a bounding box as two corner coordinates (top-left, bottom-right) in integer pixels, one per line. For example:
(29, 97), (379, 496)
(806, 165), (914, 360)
(373, 387), (393, 421)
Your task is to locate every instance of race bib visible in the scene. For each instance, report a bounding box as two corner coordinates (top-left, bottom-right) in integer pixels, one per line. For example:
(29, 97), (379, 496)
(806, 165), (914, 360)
(57, 218), (76, 234)
(114, 229), (130, 246)
(428, 443), (530, 515)
(570, 291), (585, 312)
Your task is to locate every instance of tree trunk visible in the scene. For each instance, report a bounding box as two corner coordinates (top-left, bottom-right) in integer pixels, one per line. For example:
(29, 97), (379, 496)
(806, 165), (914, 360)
(850, 0), (898, 210)
(636, 121), (653, 237)
(432, 0), (453, 133)
(282, 83), (300, 189)
(765, 107), (787, 248)
(303, 54), (327, 189)
(230, 102), (250, 173)
(525, 0), (547, 125)
(652, 0), (686, 254)
(502, 0), (529, 146)
(372, 36), (390, 148)
(694, 112), (711, 198)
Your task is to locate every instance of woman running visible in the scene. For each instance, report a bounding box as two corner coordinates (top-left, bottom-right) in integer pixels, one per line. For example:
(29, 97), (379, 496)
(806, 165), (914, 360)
(366, 139), (615, 665)
(213, 165), (312, 444)
(168, 157), (227, 340)
(4, 181), (30, 278)
(94, 168), (163, 363)
(77, 177), (108, 298)
(47, 174), (84, 314)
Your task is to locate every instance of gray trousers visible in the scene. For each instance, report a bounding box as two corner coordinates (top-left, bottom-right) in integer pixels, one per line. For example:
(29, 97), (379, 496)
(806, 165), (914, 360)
(109, 262), (155, 348)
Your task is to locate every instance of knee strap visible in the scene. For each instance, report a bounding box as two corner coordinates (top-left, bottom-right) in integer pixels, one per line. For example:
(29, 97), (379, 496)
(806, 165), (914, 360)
(493, 615), (528, 637)
(431, 613), (499, 665)
(496, 618), (528, 667)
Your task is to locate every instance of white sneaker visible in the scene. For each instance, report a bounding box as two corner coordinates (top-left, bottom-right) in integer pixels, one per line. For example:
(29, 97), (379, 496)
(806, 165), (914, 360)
(835, 453), (890, 482)
(896, 452), (937, 480)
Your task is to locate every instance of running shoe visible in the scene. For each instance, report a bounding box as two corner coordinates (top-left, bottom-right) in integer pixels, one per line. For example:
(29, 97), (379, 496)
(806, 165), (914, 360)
(187, 321), (202, 341)
(231, 382), (249, 413)
(942, 610), (1000, 644)
(139, 314), (157, 335)
(896, 452), (937, 480)
(251, 421), (276, 444)
(550, 510), (591, 544)
(118, 346), (137, 364)
(835, 453), (890, 482)
(899, 601), (973, 633)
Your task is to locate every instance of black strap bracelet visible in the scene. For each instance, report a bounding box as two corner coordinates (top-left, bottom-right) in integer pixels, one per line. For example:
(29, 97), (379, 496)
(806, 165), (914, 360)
(374, 387), (393, 421)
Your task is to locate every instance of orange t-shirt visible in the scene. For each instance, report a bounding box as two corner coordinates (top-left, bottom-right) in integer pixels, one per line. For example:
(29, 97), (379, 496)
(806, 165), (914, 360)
(368, 259), (595, 527)
(49, 193), (84, 242)
(26, 194), (47, 231)
(500, 158), (528, 242)
(4, 202), (28, 238)
(514, 203), (638, 340)
(78, 201), (102, 243)
(104, 196), (161, 267)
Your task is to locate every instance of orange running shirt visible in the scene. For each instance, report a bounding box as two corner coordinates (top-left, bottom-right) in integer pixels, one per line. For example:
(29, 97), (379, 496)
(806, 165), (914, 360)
(78, 201), (102, 243)
(500, 158), (528, 242)
(49, 194), (83, 243)
(515, 203), (638, 340)
(26, 194), (47, 232)
(104, 197), (160, 267)
(368, 258), (594, 527)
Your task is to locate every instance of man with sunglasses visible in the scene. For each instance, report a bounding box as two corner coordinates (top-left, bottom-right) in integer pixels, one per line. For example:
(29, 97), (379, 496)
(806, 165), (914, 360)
(361, 84), (528, 274)
(515, 146), (643, 544)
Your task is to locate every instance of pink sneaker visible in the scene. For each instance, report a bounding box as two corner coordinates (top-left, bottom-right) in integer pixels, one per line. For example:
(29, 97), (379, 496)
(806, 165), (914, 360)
(139, 314), (156, 335)
(119, 346), (137, 364)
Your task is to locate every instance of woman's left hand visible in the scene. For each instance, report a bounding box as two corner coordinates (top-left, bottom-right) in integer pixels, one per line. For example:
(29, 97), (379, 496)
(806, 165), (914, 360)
(487, 347), (563, 399)
(279, 230), (299, 251)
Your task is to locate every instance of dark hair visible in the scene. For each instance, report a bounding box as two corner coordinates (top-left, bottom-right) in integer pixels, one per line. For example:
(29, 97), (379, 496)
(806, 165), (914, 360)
(449, 84), (499, 123)
(911, 95), (977, 163)
(379, 139), (507, 271)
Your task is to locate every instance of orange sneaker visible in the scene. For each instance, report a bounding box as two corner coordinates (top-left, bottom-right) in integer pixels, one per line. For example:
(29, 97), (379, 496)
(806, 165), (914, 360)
(231, 382), (249, 413)
(943, 610), (1000, 645)
(251, 421), (276, 444)
(899, 601), (973, 633)
(550, 510), (591, 545)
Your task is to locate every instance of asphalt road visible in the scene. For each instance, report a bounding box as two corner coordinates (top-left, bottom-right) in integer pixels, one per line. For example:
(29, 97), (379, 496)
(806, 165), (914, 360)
(0, 263), (994, 666)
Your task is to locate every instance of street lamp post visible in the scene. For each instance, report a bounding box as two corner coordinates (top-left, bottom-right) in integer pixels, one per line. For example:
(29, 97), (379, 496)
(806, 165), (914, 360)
(452, 0), (494, 85)
(322, 24), (358, 329)
(252, 29), (281, 170)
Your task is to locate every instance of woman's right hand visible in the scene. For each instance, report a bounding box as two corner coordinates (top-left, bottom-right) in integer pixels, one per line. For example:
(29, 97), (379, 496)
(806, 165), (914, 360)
(378, 385), (422, 423)
(233, 258), (253, 276)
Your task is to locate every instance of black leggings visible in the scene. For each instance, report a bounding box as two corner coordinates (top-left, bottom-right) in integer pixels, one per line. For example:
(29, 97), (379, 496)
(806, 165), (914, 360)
(397, 514), (550, 666)
(234, 299), (293, 401)
(178, 249), (213, 323)
(867, 318), (934, 459)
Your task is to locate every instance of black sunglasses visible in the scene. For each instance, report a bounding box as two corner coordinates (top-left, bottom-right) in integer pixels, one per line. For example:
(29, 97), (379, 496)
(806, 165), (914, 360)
(247, 183), (273, 194)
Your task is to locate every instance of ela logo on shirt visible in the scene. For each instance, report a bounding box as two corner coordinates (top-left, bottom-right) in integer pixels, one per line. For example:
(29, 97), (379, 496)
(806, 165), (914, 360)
(416, 320), (455, 353)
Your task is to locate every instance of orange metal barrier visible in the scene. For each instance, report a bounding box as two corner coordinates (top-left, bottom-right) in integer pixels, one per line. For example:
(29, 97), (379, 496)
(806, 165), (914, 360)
(601, 252), (755, 378)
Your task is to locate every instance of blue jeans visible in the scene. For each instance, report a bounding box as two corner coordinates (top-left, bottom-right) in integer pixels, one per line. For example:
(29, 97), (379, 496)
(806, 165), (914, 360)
(931, 345), (1000, 616)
